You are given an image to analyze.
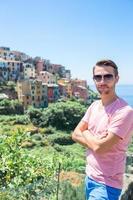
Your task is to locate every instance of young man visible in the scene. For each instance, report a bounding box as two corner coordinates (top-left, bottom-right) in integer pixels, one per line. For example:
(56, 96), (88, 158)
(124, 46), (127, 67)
(72, 60), (133, 200)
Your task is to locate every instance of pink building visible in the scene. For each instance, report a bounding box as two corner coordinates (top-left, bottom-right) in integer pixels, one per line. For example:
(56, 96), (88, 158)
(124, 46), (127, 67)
(35, 60), (44, 75)
(72, 85), (89, 101)
(47, 84), (59, 102)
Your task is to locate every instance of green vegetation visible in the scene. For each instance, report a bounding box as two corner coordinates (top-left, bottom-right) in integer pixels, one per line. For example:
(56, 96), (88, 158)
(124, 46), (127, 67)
(128, 138), (133, 152)
(0, 99), (24, 115)
(28, 100), (86, 130)
(0, 81), (16, 91)
(87, 86), (100, 103)
(59, 180), (85, 200)
(0, 99), (132, 199)
(0, 100), (86, 199)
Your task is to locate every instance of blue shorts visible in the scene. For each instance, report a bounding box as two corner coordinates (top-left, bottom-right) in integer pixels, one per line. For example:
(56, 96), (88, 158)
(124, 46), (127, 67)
(85, 176), (122, 200)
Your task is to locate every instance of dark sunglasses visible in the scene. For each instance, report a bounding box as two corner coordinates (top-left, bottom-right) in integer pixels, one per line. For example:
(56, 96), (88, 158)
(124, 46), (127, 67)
(93, 74), (114, 82)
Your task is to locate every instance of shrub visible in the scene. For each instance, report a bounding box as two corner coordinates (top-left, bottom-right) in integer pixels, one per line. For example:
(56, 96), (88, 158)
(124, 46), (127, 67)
(27, 107), (43, 125)
(39, 101), (86, 131)
(13, 115), (30, 125)
(0, 99), (24, 115)
(41, 126), (56, 135)
(0, 129), (59, 199)
(48, 133), (74, 145)
(59, 180), (85, 200)
(53, 144), (65, 152)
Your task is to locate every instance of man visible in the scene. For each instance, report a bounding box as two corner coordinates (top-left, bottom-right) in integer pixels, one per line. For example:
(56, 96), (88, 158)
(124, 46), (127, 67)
(72, 60), (133, 200)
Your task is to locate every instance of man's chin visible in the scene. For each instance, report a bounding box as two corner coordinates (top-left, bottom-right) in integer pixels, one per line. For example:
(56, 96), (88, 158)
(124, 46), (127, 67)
(98, 90), (110, 95)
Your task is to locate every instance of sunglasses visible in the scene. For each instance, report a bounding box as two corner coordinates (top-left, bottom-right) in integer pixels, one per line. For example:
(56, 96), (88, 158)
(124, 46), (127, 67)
(93, 74), (114, 82)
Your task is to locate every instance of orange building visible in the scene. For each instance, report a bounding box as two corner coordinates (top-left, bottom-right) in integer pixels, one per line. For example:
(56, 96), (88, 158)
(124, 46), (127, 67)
(58, 78), (72, 97)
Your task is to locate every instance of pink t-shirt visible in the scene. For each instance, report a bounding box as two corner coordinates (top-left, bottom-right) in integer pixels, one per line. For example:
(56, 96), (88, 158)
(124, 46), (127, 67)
(82, 97), (133, 189)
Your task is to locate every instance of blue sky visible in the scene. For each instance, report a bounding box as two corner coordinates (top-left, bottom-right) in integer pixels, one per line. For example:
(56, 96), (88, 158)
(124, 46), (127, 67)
(1, 0), (133, 85)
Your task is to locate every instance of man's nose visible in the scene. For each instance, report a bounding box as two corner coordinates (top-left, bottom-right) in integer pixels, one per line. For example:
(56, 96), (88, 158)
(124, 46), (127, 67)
(99, 76), (105, 83)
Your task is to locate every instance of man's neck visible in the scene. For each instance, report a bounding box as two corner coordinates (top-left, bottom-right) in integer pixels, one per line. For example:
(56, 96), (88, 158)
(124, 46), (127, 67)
(100, 93), (118, 107)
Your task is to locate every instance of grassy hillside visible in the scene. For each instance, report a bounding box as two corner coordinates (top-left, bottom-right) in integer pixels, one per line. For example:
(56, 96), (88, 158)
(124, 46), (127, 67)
(0, 114), (86, 200)
(0, 98), (132, 199)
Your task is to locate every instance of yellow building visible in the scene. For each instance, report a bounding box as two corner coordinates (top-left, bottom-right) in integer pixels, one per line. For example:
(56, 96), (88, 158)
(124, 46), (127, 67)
(17, 79), (48, 109)
(17, 80), (31, 109)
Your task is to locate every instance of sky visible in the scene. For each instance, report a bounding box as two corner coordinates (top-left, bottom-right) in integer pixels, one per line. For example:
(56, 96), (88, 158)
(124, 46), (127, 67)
(1, 0), (133, 85)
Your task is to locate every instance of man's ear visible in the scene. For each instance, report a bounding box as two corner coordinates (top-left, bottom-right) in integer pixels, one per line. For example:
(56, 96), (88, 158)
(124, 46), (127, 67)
(115, 75), (119, 83)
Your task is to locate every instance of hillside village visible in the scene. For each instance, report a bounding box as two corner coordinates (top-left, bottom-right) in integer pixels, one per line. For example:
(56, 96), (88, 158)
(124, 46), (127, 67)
(0, 46), (96, 109)
(0, 47), (133, 199)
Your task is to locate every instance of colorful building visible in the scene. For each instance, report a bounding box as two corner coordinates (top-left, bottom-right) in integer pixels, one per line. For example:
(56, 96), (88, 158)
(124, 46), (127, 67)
(0, 58), (23, 81)
(35, 60), (44, 75)
(37, 71), (56, 84)
(58, 78), (72, 97)
(0, 58), (8, 81)
(71, 78), (87, 88)
(7, 60), (23, 81)
(17, 79), (48, 109)
(0, 47), (15, 60)
(47, 84), (59, 102)
(23, 63), (35, 79)
(30, 80), (48, 108)
(72, 85), (89, 101)
(70, 78), (89, 101)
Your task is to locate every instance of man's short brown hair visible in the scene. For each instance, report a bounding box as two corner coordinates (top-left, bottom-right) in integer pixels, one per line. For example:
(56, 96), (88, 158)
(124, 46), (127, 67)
(93, 59), (118, 76)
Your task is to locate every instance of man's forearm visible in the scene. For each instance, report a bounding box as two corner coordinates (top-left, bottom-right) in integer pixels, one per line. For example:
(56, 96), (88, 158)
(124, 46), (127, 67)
(72, 133), (88, 147)
(72, 128), (101, 150)
(72, 121), (104, 149)
(82, 130), (120, 154)
(82, 131), (99, 151)
(72, 130), (88, 147)
(73, 124), (120, 154)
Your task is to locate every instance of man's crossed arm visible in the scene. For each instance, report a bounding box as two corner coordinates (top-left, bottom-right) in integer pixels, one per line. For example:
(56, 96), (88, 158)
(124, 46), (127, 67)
(72, 120), (121, 154)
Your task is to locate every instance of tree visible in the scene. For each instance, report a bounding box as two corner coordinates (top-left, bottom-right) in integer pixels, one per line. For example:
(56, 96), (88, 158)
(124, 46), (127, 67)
(38, 101), (86, 130)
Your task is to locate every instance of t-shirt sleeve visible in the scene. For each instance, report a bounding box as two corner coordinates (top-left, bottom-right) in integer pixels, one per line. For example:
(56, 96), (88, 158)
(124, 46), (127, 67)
(108, 109), (133, 139)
